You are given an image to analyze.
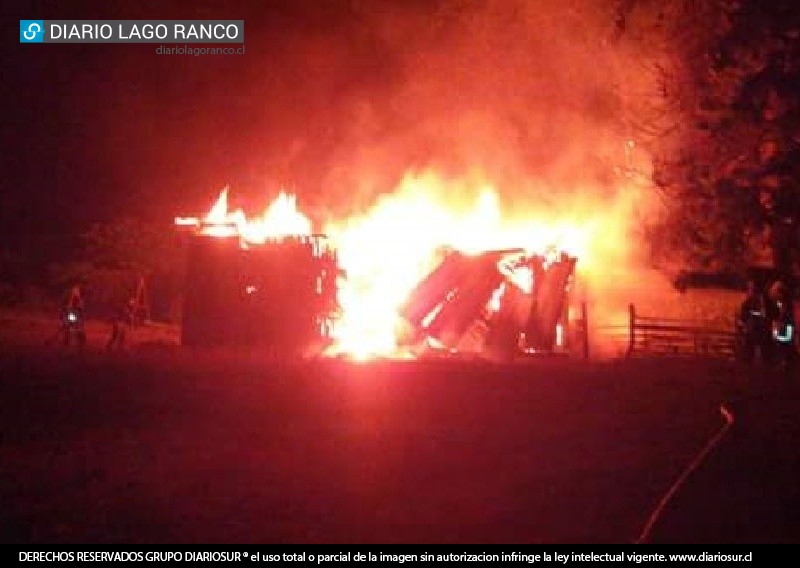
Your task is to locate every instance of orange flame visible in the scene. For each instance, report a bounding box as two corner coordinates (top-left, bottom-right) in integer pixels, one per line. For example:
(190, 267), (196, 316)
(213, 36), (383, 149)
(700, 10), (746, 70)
(322, 172), (596, 359)
(177, 170), (640, 360)
(175, 187), (312, 244)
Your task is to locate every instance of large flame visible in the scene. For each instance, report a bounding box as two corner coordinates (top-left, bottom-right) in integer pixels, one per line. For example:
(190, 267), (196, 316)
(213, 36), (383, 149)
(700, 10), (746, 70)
(322, 172), (596, 359)
(176, 171), (639, 360)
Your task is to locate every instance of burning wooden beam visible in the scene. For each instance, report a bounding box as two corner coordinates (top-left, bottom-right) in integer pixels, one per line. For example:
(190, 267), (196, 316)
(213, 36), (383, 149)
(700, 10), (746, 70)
(524, 253), (576, 352)
(424, 252), (506, 349)
(485, 280), (531, 360)
(398, 248), (577, 357)
(399, 250), (471, 327)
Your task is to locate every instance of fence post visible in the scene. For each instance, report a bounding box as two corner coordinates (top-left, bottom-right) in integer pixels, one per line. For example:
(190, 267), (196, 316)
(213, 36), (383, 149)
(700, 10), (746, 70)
(628, 303), (636, 357)
(581, 301), (590, 360)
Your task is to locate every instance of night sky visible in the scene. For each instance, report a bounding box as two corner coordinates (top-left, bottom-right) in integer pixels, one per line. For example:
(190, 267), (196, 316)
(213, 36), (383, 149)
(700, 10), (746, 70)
(4, 1), (402, 245)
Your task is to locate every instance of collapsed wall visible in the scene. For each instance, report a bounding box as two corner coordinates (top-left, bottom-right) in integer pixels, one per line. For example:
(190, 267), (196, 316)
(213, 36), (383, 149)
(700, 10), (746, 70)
(400, 249), (583, 358)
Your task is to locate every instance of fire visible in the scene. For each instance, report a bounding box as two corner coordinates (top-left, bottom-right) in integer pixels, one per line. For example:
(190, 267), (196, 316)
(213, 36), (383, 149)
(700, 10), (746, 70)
(205, 187), (231, 224)
(175, 186), (312, 244)
(322, 172), (595, 359)
(177, 171), (638, 360)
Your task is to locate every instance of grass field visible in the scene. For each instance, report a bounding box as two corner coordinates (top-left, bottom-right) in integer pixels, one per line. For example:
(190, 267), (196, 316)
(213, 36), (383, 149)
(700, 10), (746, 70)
(1, 310), (797, 544)
(0, 308), (179, 352)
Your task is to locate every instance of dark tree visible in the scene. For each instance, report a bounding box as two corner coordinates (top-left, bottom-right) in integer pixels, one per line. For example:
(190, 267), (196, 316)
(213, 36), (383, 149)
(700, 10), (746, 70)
(711, 0), (800, 275)
(627, 0), (800, 274)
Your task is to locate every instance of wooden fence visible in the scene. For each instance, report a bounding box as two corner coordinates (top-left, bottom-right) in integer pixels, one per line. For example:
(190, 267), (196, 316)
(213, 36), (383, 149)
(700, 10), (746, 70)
(626, 303), (737, 359)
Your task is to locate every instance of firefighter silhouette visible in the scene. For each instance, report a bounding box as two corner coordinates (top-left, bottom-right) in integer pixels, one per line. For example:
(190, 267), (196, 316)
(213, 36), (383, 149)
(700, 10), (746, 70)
(55, 284), (86, 347)
(771, 287), (796, 373)
(106, 297), (135, 351)
(737, 280), (773, 365)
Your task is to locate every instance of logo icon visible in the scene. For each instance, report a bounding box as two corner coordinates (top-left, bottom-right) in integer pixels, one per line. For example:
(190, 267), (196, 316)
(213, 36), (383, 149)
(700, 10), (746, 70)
(20, 20), (44, 43)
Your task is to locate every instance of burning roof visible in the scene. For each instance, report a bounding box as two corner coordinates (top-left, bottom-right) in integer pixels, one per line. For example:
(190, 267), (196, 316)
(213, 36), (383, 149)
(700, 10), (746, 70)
(175, 187), (312, 244)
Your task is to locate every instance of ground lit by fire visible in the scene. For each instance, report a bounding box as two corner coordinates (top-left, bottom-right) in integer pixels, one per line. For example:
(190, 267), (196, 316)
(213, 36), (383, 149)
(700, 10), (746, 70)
(176, 172), (641, 359)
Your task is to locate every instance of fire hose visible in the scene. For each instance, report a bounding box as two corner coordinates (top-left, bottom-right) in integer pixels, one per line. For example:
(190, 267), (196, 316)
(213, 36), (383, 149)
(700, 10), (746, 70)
(635, 403), (735, 544)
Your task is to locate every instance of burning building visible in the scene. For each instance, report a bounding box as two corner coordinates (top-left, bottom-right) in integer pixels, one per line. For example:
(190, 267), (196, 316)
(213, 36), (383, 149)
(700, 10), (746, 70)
(176, 184), (588, 360)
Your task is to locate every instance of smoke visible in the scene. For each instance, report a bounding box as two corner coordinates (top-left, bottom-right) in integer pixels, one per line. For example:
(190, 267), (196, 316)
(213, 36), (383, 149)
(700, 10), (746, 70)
(287, 1), (621, 198)
(262, 0), (686, 356)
